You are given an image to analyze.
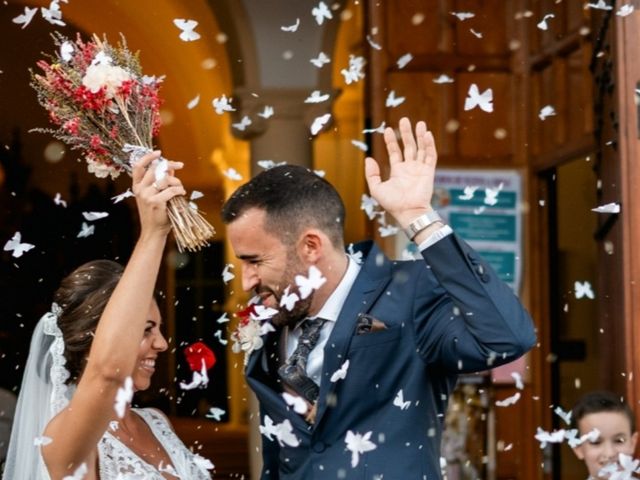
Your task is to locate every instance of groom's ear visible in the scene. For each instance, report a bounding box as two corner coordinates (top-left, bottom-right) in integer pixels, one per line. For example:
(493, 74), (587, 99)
(297, 229), (324, 263)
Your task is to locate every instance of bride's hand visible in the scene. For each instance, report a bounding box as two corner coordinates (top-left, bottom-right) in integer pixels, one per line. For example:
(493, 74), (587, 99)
(131, 151), (186, 237)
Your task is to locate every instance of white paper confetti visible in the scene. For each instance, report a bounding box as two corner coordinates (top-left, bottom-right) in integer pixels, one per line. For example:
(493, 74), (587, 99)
(206, 407), (226, 421)
(341, 55), (366, 85)
(385, 90), (406, 108)
(41, 1), (65, 27)
(469, 29), (483, 39)
(574, 281), (595, 299)
(366, 34), (382, 50)
(511, 372), (524, 390)
(173, 19), (201, 42)
(592, 202), (620, 214)
(484, 183), (503, 206)
(554, 406), (572, 425)
(114, 377), (133, 418)
(310, 113), (331, 135)
(281, 18), (300, 32)
(179, 358), (209, 390)
(465, 84), (493, 112)
(539, 105), (556, 120)
(393, 389), (410, 410)
(433, 74), (454, 84)
(495, 392), (521, 407)
(77, 222), (95, 239)
(282, 392), (309, 414)
(60, 41), (74, 62)
(588, 1), (613, 10)
(378, 225), (399, 237)
(617, 4), (635, 16)
(34, 436), (52, 446)
(223, 168), (243, 181)
(214, 330), (228, 345)
(260, 415), (300, 447)
(345, 430), (377, 467)
(111, 188), (134, 204)
(311, 1), (333, 25)
(232, 116), (252, 131)
(12, 6), (38, 29)
(190, 190), (204, 201)
(363, 121), (386, 134)
(330, 360), (350, 382)
(304, 90), (330, 103)
(294, 265), (327, 299)
(537, 14), (555, 31)
(451, 11), (475, 21)
(360, 194), (380, 220)
(3, 232), (35, 258)
(54, 192), (67, 208)
(396, 53), (413, 69)
(212, 95), (236, 114)
(187, 94), (200, 109)
(257, 106), (274, 119)
(458, 185), (479, 200)
(222, 264), (235, 284)
(82, 211), (109, 221)
(62, 462), (87, 480)
(351, 140), (368, 152)
(279, 286), (300, 311)
(310, 52), (331, 68)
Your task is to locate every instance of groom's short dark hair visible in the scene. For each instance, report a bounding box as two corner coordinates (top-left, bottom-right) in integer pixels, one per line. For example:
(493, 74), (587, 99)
(221, 165), (346, 248)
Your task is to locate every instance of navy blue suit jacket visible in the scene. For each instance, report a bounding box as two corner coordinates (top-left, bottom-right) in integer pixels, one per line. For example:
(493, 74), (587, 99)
(246, 234), (536, 479)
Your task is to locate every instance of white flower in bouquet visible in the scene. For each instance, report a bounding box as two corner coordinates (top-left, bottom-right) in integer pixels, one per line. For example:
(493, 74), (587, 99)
(82, 62), (131, 98)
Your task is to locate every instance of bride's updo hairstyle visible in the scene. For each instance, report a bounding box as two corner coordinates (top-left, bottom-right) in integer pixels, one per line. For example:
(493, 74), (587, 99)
(53, 260), (124, 384)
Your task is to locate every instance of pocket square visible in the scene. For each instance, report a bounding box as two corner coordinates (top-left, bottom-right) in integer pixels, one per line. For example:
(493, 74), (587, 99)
(356, 314), (388, 335)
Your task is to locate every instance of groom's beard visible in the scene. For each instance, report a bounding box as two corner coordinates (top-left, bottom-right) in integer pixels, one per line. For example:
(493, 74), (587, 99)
(260, 286), (313, 328)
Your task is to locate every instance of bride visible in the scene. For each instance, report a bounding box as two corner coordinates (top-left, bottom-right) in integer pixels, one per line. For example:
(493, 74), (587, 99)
(3, 151), (212, 479)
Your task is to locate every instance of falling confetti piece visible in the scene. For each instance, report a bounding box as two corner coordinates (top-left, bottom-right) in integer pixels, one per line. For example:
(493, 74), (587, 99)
(310, 113), (331, 135)
(3, 232), (35, 258)
(464, 84), (493, 112)
(173, 19), (201, 42)
(281, 18), (300, 32)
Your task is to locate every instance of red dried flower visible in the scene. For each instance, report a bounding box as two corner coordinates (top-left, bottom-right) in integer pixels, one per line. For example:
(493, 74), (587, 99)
(184, 341), (216, 372)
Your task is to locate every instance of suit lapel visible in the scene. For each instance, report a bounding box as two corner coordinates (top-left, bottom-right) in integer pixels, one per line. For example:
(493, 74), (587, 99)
(313, 242), (391, 427)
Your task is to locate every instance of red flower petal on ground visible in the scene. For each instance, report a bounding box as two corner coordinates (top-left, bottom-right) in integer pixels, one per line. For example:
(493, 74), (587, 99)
(184, 341), (216, 372)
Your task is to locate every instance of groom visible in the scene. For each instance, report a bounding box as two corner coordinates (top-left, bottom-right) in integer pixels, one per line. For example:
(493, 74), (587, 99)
(222, 118), (536, 479)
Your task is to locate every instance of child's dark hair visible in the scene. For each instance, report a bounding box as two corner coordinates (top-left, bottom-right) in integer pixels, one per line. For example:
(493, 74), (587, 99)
(571, 391), (636, 432)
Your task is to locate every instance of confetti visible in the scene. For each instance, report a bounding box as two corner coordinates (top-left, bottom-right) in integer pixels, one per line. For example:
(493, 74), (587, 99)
(111, 188), (134, 204)
(82, 211), (109, 221)
(385, 90), (406, 108)
(187, 94), (200, 109)
(54, 192), (67, 207)
(433, 74), (454, 84)
(212, 94), (235, 114)
(294, 265), (327, 299)
(310, 52), (331, 68)
(330, 360), (350, 382)
(232, 115), (252, 131)
(206, 407), (226, 421)
(539, 105), (556, 120)
(281, 18), (300, 32)
(341, 55), (366, 85)
(345, 430), (377, 467)
(282, 392), (309, 414)
(41, 1), (65, 27)
(574, 281), (595, 299)
(12, 6), (38, 29)
(351, 139), (368, 152)
(3, 232), (35, 258)
(311, 1), (333, 25)
(617, 4), (635, 16)
(222, 264), (235, 284)
(114, 377), (133, 418)
(260, 415), (300, 447)
(464, 84), (493, 112)
(223, 168), (243, 181)
(393, 389), (410, 410)
(304, 90), (330, 103)
(77, 222), (95, 238)
(396, 53), (413, 69)
(537, 14), (555, 31)
(173, 19), (201, 42)
(495, 392), (521, 407)
(451, 11), (475, 21)
(458, 185), (479, 200)
(257, 106), (274, 118)
(310, 113), (331, 135)
(279, 286), (300, 311)
(592, 202), (620, 214)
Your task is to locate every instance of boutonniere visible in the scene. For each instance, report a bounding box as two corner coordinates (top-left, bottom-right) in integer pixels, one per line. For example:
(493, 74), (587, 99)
(231, 303), (277, 366)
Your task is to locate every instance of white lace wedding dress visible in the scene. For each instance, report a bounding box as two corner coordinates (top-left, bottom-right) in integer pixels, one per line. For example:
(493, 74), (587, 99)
(42, 408), (212, 479)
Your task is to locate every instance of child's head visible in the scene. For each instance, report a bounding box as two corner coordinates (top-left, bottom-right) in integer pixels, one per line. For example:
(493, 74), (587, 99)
(571, 391), (637, 479)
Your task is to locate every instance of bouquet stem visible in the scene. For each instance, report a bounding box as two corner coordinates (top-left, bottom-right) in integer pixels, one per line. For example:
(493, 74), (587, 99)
(166, 196), (215, 253)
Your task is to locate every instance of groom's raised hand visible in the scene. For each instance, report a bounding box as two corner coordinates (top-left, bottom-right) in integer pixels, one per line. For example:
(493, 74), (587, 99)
(364, 117), (438, 230)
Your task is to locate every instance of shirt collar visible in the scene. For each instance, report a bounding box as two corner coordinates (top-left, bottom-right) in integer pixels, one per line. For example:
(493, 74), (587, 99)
(303, 255), (361, 325)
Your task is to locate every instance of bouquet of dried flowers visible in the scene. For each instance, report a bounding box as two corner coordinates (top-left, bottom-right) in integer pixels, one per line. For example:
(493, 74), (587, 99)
(31, 32), (214, 252)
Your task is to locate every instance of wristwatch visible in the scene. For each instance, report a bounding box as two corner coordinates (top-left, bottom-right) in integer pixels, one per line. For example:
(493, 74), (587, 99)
(403, 210), (443, 240)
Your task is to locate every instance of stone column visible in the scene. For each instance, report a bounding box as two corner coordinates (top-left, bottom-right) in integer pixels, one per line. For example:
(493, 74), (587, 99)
(232, 87), (335, 175)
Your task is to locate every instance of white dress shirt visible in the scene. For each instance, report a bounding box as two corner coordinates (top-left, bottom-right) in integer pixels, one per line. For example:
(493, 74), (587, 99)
(283, 223), (452, 387)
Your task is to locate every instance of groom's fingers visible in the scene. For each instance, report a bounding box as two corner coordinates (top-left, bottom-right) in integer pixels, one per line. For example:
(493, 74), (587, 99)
(415, 121), (428, 163)
(383, 127), (403, 165)
(399, 117), (417, 162)
(424, 131), (438, 168)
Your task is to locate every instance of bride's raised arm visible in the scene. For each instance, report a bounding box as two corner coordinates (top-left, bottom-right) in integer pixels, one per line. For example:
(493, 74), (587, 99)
(41, 151), (185, 477)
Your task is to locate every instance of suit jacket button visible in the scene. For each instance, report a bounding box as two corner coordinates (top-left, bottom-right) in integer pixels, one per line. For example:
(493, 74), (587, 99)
(467, 252), (478, 261)
(476, 264), (485, 275)
(481, 273), (490, 283)
(313, 442), (326, 453)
